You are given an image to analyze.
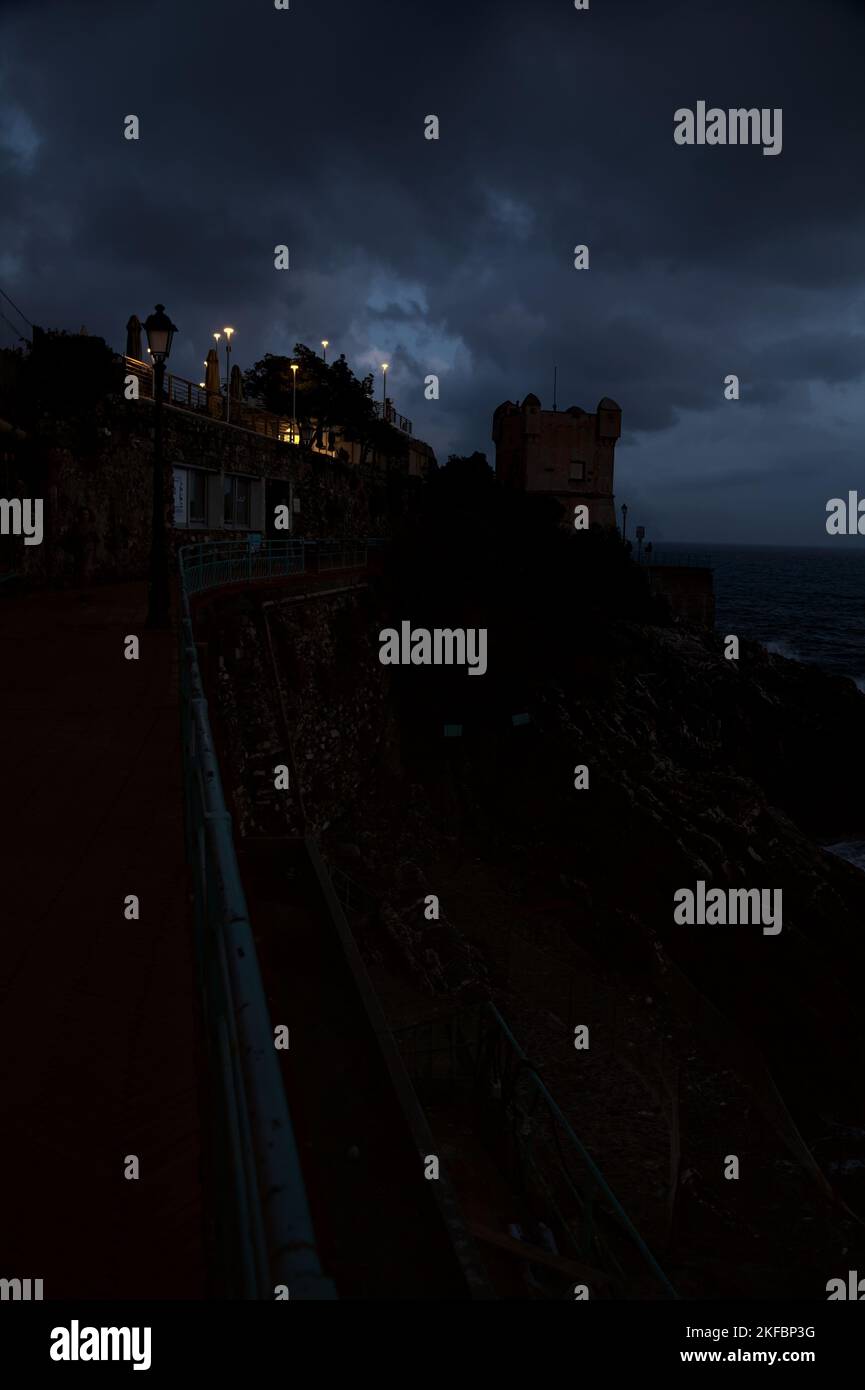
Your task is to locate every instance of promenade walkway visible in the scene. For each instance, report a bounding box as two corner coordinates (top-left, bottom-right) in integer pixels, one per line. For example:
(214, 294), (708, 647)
(0, 581), (204, 1299)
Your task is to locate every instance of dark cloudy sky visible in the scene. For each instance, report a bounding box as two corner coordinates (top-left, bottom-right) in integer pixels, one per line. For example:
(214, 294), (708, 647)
(2, 0), (864, 544)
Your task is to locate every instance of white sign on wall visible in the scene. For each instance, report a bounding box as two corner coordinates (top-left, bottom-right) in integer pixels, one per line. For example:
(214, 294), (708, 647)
(173, 467), (187, 526)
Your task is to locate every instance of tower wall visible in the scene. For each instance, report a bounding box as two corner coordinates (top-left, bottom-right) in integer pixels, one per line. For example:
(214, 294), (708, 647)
(492, 395), (620, 528)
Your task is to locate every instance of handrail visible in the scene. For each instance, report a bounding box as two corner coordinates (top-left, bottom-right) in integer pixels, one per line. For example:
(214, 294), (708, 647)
(126, 356), (414, 444)
(640, 551), (714, 569)
(179, 537), (369, 598)
(178, 571), (335, 1298)
(393, 1001), (678, 1299)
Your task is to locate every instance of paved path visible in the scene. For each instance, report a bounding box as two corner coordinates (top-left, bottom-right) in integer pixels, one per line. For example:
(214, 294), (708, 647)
(0, 582), (204, 1299)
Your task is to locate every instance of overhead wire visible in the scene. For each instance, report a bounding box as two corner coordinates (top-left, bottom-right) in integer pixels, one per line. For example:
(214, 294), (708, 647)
(0, 284), (33, 330)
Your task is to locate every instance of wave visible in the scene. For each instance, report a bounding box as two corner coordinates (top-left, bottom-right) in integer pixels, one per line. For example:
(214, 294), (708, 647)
(763, 638), (805, 662)
(760, 641), (865, 692)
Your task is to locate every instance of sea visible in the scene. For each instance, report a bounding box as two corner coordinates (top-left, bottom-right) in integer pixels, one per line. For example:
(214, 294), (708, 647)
(657, 542), (865, 871)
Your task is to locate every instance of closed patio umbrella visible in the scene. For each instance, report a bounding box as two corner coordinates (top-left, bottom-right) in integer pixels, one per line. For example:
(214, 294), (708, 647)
(205, 347), (222, 416)
(125, 314), (142, 360)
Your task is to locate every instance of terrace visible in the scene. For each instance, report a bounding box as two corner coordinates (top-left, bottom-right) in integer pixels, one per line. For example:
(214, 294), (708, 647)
(123, 355), (414, 454)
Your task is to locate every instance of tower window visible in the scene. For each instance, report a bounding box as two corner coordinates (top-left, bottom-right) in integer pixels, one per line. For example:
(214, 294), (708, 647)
(569, 459), (586, 483)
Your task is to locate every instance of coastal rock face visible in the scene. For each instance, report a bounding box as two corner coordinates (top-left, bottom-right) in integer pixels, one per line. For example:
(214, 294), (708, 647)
(203, 485), (865, 1295)
(525, 621), (865, 1099)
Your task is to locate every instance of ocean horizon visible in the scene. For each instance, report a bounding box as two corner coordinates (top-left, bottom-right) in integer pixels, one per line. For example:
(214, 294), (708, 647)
(655, 541), (865, 690)
(656, 541), (865, 868)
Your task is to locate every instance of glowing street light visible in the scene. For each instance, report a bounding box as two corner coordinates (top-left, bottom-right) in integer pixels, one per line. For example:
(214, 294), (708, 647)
(223, 327), (235, 423)
(321, 339), (329, 363)
(290, 361), (298, 443)
(381, 362), (388, 416)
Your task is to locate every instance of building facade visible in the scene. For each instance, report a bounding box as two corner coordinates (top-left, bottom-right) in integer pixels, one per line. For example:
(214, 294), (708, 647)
(492, 393), (621, 528)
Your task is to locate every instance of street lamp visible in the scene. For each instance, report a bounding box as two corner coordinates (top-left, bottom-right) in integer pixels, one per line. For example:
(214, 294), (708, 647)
(381, 362), (388, 417)
(620, 502), (629, 544)
(321, 339), (329, 363)
(223, 327), (234, 423)
(290, 361), (298, 444)
(143, 303), (178, 628)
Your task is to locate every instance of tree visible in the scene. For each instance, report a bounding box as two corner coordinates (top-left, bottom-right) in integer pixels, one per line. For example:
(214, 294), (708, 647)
(243, 345), (405, 463)
(26, 328), (123, 417)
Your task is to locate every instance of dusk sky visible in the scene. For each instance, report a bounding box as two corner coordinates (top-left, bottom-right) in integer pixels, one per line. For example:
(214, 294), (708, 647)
(2, 0), (864, 545)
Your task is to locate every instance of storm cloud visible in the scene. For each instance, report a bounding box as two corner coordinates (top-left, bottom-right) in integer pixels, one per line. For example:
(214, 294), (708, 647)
(1, 0), (864, 543)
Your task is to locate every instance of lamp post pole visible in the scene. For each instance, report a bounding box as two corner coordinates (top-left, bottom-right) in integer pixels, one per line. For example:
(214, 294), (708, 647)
(224, 327), (234, 424)
(213, 332), (222, 419)
(621, 503), (629, 544)
(144, 303), (178, 629)
(321, 339), (329, 364)
(381, 362), (388, 418)
(290, 362), (298, 444)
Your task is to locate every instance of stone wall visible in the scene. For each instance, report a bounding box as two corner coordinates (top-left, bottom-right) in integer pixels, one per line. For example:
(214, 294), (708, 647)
(8, 394), (420, 587)
(644, 564), (715, 627)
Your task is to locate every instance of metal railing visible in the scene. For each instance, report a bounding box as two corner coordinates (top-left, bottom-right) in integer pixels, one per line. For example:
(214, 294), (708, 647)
(125, 356), (211, 412)
(126, 357), (295, 441)
(179, 539), (307, 595)
(126, 356), (412, 450)
(638, 550), (714, 569)
(377, 401), (413, 435)
(315, 540), (368, 573)
(179, 538), (370, 598)
(394, 1002), (678, 1299)
(179, 580), (334, 1299)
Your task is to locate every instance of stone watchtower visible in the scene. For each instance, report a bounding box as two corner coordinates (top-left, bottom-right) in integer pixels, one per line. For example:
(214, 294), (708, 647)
(492, 393), (621, 528)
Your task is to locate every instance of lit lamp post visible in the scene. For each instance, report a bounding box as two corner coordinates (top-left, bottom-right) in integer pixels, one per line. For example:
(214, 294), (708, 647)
(212, 332), (221, 415)
(290, 361), (298, 444)
(381, 362), (388, 419)
(223, 326), (234, 422)
(144, 303), (177, 628)
(321, 339), (329, 363)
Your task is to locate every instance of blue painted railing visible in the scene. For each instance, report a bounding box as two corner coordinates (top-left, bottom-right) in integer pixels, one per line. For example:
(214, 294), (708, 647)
(178, 566), (335, 1299)
(394, 1002), (679, 1299)
(179, 538), (369, 596)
